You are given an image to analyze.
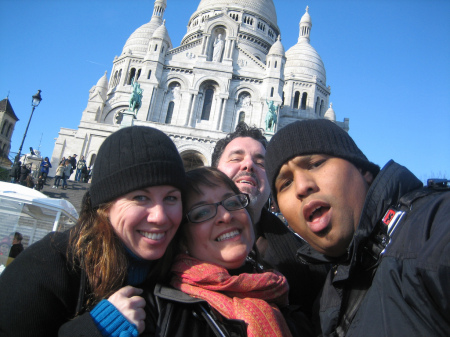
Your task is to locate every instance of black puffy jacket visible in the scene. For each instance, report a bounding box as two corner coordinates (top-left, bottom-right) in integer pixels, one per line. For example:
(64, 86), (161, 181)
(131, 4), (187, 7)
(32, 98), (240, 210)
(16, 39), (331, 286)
(297, 161), (450, 336)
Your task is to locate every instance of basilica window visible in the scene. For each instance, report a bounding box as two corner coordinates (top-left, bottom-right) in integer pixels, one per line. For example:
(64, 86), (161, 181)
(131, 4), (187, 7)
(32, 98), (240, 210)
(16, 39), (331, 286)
(315, 97), (320, 114)
(275, 61), (278, 68)
(301, 93), (307, 110)
(282, 91), (285, 106)
(243, 16), (253, 25)
(294, 91), (300, 109)
(127, 68), (136, 85)
(147, 70), (152, 79)
(201, 88), (214, 120)
(270, 87), (274, 97)
(165, 102), (174, 124)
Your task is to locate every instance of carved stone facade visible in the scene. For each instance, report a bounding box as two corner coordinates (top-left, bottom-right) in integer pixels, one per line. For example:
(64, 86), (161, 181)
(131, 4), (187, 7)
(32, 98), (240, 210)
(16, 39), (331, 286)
(50, 0), (349, 176)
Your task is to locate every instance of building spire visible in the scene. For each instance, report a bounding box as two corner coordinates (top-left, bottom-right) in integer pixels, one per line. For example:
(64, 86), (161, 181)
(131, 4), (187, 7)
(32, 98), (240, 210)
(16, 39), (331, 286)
(298, 6), (312, 43)
(152, 0), (167, 19)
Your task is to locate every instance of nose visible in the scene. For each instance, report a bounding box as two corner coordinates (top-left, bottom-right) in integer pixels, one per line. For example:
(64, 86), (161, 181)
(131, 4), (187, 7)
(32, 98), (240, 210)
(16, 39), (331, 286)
(146, 203), (168, 224)
(240, 156), (254, 172)
(294, 171), (317, 200)
(215, 204), (232, 225)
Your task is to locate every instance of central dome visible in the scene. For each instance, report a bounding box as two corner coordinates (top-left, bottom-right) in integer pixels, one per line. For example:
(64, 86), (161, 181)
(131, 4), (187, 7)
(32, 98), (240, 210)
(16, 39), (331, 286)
(195, 0), (278, 26)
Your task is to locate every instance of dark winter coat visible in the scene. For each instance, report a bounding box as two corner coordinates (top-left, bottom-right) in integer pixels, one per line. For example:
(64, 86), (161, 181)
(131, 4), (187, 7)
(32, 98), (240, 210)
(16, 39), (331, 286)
(256, 208), (329, 317)
(297, 160), (450, 336)
(0, 231), (101, 337)
(9, 162), (21, 180)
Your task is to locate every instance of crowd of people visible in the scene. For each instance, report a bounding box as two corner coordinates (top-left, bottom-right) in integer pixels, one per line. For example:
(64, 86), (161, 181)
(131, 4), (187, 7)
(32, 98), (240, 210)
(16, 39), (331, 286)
(0, 122), (448, 336)
(9, 153), (92, 191)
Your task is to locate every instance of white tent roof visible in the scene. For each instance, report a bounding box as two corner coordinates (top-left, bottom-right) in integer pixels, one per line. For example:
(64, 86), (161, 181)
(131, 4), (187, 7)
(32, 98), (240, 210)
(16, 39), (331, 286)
(0, 182), (79, 220)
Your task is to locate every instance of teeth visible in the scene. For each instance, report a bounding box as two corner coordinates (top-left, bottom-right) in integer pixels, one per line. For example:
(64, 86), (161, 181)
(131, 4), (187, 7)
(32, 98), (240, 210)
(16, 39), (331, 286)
(309, 206), (322, 221)
(216, 230), (240, 242)
(238, 180), (254, 186)
(140, 231), (165, 240)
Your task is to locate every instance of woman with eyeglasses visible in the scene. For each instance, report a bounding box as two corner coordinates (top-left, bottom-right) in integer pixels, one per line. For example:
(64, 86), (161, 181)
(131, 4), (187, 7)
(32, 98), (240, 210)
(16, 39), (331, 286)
(142, 167), (312, 337)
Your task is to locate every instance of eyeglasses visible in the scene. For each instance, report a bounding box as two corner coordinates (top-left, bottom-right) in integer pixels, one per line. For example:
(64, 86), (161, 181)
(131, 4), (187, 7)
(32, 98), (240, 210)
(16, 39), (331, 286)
(186, 193), (249, 223)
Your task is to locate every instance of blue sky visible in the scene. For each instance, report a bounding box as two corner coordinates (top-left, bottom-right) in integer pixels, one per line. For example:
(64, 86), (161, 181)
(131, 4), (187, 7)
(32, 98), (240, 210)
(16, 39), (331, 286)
(1, 0), (449, 182)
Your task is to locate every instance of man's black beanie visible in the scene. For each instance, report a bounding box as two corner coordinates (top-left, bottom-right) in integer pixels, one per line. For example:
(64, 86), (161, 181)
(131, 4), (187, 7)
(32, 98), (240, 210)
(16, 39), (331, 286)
(90, 126), (185, 208)
(266, 119), (380, 201)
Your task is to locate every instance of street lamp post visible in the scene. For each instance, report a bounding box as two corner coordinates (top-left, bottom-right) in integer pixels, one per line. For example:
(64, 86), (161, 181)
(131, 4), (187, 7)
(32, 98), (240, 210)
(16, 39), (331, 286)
(14, 90), (42, 165)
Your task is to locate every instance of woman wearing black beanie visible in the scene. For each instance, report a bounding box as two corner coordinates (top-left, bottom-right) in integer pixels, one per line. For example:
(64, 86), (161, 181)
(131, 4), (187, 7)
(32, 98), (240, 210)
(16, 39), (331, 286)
(0, 126), (186, 336)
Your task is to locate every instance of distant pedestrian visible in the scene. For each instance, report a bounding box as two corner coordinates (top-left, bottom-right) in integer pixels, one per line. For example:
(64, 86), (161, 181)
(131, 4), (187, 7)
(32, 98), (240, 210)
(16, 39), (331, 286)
(69, 154), (77, 179)
(62, 160), (72, 190)
(75, 155), (86, 182)
(19, 164), (31, 186)
(9, 161), (21, 183)
(39, 157), (52, 185)
(9, 232), (24, 258)
(35, 175), (45, 191)
(53, 162), (65, 188)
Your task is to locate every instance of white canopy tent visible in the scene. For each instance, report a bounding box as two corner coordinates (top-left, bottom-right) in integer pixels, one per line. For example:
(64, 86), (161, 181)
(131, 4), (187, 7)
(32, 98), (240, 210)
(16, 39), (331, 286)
(0, 182), (78, 270)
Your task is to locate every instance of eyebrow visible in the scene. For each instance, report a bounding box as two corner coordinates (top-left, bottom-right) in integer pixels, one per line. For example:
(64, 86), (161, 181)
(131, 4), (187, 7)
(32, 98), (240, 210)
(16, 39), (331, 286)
(275, 155), (314, 182)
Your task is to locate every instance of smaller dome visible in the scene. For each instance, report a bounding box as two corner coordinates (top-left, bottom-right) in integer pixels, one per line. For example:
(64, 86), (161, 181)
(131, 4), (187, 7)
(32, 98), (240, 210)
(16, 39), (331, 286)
(324, 103), (336, 121)
(96, 71), (108, 89)
(122, 17), (163, 56)
(152, 20), (172, 48)
(300, 6), (312, 24)
(268, 35), (285, 56)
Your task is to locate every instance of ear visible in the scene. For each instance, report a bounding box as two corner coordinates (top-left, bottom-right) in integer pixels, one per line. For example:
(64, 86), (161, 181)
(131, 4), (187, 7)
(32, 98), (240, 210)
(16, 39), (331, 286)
(362, 170), (374, 186)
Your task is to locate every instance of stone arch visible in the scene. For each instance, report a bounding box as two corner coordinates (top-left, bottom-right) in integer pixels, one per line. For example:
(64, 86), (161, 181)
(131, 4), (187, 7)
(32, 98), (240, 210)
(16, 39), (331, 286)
(203, 16), (238, 38)
(193, 76), (225, 93)
(177, 143), (211, 168)
(166, 73), (189, 90)
(102, 105), (128, 125)
(231, 84), (261, 102)
(180, 150), (207, 171)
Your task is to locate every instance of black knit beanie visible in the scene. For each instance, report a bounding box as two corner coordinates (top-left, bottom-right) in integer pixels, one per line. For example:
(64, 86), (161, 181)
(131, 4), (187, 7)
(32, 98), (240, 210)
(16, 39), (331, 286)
(266, 119), (379, 200)
(90, 126), (185, 208)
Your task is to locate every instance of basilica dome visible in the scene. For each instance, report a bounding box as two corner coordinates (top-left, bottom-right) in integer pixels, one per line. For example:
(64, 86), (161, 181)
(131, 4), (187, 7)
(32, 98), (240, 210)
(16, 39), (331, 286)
(122, 17), (163, 56)
(268, 36), (285, 56)
(194, 0), (278, 26)
(285, 43), (326, 83)
(284, 7), (326, 84)
(153, 20), (172, 48)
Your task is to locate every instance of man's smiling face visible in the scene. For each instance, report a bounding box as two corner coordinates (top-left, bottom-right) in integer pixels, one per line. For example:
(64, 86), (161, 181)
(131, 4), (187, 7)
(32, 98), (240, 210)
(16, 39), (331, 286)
(217, 137), (270, 214)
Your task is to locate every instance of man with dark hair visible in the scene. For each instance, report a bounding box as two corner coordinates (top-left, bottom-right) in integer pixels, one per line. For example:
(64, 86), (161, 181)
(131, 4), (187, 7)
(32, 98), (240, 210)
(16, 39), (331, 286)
(266, 119), (450, 336)
(69, 154), (77, 179)
(212, 122), (328, 318)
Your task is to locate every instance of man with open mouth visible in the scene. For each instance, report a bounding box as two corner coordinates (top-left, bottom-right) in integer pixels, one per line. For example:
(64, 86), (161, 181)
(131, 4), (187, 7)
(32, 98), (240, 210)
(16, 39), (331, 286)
(266, 118), (450, 336)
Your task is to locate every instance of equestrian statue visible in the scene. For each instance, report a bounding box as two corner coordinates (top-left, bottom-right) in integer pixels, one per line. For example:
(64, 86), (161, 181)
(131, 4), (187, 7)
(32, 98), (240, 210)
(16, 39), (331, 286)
(265, 99), (279, 132)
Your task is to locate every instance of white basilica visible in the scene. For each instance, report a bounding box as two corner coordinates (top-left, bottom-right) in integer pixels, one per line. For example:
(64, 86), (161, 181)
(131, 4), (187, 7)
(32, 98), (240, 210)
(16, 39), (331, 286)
(50, 0), (348, 174)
